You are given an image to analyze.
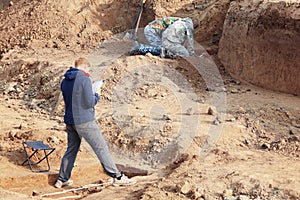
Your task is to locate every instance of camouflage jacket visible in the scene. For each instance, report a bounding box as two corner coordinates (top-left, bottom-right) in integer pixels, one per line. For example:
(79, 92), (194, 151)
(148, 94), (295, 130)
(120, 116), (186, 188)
(149, 17), (180, 35)
(162, 17), (195, 55)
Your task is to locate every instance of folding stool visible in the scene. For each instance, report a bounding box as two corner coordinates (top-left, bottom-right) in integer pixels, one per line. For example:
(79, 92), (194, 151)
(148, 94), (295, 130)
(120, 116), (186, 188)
(22, 141), (55, 172)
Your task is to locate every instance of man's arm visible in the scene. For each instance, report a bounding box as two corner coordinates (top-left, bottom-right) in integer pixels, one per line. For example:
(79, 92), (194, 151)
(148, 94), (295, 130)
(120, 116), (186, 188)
(82, 77), (100, 108)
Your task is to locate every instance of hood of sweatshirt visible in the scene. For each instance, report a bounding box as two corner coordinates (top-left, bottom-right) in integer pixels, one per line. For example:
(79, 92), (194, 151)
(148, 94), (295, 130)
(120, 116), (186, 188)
(64, 67), (80, 80)
(64, 67), (90, 80)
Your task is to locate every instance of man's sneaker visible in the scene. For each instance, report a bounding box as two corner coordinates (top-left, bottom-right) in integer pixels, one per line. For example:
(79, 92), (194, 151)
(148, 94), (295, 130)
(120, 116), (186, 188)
(54, 179), (73, 188)
(113, 174), (137, 186)
(130, 41), (140, 55)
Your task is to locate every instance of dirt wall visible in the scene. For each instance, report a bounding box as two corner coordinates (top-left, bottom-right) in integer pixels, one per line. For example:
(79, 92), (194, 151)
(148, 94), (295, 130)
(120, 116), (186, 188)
(218, 0), (300, 95)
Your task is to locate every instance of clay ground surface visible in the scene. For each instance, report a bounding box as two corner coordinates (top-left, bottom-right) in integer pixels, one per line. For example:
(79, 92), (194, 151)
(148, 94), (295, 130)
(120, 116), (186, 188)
(0, 0), (299, 200)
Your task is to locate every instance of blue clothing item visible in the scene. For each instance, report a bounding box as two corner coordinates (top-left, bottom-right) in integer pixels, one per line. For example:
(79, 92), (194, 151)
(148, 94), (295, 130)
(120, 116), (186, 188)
(61, 68), (99, 125)
(138, 43), (161, 56)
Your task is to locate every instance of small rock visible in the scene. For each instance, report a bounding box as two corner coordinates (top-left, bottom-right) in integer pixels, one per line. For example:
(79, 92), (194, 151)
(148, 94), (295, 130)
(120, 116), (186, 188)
(161, 92), (167, 97)
(240, 143), (246, 147)
(208, 106), (217, 115)
(14, 132), (23, 139)
(231, 89), (239, 93)
(225, 114), (236, 122)
(261, 143), (270, 149)
(162, 114), (171, 120)
(223, 189), (233, 197)
(8, 130), (16, 138)
(191, 190), (202, 199)
(116, 164), (148, 177)
(228, 117), (236, 122)
(18, 92), (24, 98)
(19, 123), (28, 130)
(235, 80), (241, 85)
(238, 107), (246, 114)
(239, 195), (250, 200)
(244, 139), (250, 145)
(177, 181), (192, 194)
(48, 136), (60, 143)
(148, 88), (158, 97)
(185, 6), (193, 11)
(32, 190), (41, 196)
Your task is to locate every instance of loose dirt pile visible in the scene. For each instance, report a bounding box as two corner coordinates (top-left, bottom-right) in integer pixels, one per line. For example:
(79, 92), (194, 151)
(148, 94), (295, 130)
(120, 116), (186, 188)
(0, 0), (299, 200)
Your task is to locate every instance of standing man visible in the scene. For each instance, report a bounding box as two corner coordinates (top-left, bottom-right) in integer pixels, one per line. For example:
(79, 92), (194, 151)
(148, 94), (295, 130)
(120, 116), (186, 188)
(55, 57), (136, 188)
(161, 17), (199, 58)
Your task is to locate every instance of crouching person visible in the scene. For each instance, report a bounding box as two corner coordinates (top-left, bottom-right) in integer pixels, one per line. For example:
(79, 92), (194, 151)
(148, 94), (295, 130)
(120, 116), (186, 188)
(161, 18), (199, 58)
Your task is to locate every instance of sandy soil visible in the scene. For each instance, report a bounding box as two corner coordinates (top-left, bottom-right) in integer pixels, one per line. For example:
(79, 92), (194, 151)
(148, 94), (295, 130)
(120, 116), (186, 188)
(0, 0), (299, 200)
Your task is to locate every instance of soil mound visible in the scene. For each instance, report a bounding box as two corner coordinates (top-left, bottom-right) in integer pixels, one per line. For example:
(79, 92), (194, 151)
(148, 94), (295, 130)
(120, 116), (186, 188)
(0, 0), (299, 199)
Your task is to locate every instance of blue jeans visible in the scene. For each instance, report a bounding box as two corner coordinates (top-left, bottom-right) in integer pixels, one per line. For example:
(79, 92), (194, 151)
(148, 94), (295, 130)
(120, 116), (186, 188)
(57, 120), (121, 182)
(138, 43), (161, 56)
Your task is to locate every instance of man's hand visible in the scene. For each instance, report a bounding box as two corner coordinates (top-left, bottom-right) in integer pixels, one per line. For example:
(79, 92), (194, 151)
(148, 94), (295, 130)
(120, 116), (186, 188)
(92, 80), (105, 94)
(96, 88), (102, 95)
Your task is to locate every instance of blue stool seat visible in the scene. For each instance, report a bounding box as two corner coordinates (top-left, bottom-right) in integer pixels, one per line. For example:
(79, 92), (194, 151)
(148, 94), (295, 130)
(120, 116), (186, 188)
(22, 141), (55, 172)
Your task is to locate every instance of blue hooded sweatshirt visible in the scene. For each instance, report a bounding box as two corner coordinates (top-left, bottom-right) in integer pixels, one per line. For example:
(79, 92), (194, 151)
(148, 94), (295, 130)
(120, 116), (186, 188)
(61, 68), (99, 124)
